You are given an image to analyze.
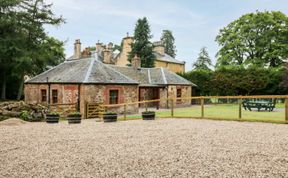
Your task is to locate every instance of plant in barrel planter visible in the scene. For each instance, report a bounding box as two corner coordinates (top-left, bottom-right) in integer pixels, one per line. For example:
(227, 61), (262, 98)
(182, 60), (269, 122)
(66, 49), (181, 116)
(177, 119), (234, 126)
(142, 111), (155, 120)
(46, 112), (60, 124)
(103, 112), (117, 122)
(67, 112), (82, 124)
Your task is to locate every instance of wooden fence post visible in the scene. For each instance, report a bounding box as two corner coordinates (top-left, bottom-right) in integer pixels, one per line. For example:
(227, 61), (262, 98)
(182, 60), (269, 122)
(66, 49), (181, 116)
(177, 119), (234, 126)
(285, 97), (288, 122)
(145, 101), (148, 112)
(171, 98), (174, 117)
(84, 101), (88, 119)
(238, 98), (242, 119)
(201, 97), (204, 118)
(124, 104), (127, 120)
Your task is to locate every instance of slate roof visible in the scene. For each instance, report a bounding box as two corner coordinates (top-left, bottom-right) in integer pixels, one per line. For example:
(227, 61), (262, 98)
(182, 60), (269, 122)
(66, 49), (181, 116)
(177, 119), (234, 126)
(26, 57), (195, 86)
(26, 57), (138, 84)
(108, 65), (195, 86)
(154, 52), (185, 65)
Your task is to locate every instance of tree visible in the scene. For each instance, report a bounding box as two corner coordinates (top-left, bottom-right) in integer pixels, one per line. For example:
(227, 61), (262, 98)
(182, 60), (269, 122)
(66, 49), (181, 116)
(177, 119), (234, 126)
(192, 47), (212, 70)
(179, 70), (213, 96)
(128, 17), (155, 68)
(216, 11), (288, 68)
(160, 30), (176, 58)
(0, 0), (65, 100)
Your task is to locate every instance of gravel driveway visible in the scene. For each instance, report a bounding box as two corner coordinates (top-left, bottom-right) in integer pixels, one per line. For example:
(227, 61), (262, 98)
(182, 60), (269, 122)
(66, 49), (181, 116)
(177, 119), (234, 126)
(0, 119), (288, 177)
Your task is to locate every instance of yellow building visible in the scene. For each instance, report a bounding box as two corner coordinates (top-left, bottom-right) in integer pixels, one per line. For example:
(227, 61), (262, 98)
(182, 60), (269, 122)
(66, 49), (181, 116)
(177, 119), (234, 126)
(114, 36), (185, 73)
(70, 36), (186, 73)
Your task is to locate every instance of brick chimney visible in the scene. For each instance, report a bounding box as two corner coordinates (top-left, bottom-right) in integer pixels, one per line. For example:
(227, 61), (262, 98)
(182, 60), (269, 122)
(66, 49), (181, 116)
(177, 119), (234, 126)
(74, 39), (81, 59)
(153, 41), (165, 55)
(96, 41), (104, 53)
(131, 55), (141, 69)
(103, 49), (112, 64)
(115, 34), (134, 66)
(107, 42), (113, 50)
(81, 47), (91, 58)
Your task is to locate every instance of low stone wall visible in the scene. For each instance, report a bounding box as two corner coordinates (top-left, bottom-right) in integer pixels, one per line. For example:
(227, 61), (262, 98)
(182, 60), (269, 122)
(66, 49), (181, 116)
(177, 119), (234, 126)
(0, 101), (47, 121)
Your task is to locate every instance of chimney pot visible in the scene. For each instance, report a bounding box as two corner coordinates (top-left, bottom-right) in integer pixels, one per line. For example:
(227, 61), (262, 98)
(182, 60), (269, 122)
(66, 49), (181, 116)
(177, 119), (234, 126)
(131, 55), (141, 69)
(74, 39), (81, 59)
(153, 41), (165, 55)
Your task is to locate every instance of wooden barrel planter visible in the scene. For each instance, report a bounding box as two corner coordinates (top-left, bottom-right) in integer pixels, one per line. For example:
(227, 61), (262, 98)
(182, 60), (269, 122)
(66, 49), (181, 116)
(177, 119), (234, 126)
(103, 113), (117, 123)
(46, 113), (60, 124)
(67, 113), (82, 124)
(142, 111), (155, 120)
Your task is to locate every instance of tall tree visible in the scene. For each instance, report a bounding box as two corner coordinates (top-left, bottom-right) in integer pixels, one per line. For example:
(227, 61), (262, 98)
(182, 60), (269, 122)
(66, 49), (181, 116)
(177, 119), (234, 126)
(216, 11), (288, 68)
(192, 47), (212, 70)
(0, 0), (65, 100)
(160, 30), (176, 58)
(128, 17), (155, 68)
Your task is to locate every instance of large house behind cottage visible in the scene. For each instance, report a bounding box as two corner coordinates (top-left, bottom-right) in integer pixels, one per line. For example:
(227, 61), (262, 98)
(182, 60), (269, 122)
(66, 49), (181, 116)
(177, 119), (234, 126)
(71, 35), (186, 73)
(24, 54), (195, 118)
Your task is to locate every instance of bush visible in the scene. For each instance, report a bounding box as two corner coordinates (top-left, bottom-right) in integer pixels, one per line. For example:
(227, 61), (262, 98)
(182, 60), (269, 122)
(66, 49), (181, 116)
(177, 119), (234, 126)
(67, 112), (81, 117)
(20, 110), (30, 121)
(180, 66), (287, 96)
(142, 111), (155, 114)
(20, 110), (43, 122)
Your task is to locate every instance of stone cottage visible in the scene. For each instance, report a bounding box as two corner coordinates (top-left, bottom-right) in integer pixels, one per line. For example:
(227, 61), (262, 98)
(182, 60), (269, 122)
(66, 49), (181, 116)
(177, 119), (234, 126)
(24, 43), (195, 118)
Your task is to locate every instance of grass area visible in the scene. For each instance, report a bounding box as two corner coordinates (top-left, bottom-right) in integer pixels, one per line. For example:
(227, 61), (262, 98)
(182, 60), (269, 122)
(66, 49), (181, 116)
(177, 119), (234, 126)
(156, 104), (285, 122)
(119, 103), (286, 123)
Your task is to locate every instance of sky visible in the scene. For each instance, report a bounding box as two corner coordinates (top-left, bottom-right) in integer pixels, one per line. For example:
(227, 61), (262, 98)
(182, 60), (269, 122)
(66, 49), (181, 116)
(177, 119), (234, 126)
(45, 0), (288, 71)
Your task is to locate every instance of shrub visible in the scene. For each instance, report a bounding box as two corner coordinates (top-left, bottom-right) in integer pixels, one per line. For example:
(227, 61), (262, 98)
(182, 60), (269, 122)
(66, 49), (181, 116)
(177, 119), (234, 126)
(142, 111), (155, 114)
(67, 112), (81, 117)
(20, 110), (30, 121)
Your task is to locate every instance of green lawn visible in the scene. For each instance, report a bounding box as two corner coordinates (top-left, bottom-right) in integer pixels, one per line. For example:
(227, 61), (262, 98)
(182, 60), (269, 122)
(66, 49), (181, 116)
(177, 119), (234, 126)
(119, 104), (287, 123)
(156, 104), (285, 122)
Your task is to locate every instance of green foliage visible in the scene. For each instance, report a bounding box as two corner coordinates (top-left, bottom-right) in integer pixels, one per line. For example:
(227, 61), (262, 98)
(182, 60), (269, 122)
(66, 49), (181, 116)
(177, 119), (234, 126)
(104, 112), (117, 115)
(87, 46), (96, 51)
(180, 66), (286, 96)
(216, 11), (288, 68)
(160, 30), (176, 58)
(47, 112), (60, 116)
(142, 111), (155, 114)
(280, 64), (288, 90)
(19, 110), (43, 122)
(128, 17), (156, 68)
(20, 110), (30, 121)
(0, 0), (65, 100)
(67, 112), (81, 117)
(179, 70), (213, 96)
(192, 47), (212, 70)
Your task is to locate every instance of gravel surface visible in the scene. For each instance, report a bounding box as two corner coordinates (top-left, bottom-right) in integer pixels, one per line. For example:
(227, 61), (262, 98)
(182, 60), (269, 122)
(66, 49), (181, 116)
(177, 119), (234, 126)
(0, 119), (288, 177)
(0, 118), (27, 126)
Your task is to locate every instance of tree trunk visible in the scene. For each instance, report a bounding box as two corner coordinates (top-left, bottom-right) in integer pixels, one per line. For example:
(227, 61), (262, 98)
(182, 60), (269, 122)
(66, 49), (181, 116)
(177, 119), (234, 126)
(1, 71), (6, 100)
(17, 74), (24, 100)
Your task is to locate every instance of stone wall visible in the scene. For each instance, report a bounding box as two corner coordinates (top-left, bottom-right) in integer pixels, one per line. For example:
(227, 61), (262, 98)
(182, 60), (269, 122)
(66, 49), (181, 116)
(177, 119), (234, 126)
(25, 83), (139, 118)
(24, 84), (79, 104)
(167, 85), (192, 107)
(138, 85), (191, 109)
(159, 87), (168, 108)
(80, 84), (139, 117)
(155, 60), (185, 73)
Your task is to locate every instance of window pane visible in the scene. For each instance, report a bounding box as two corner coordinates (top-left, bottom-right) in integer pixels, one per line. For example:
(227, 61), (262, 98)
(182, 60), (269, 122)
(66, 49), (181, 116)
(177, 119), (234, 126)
(52, 90), (58, 103)
(177, 89), (181, 97)
(41, 89), (47, 102)
(109, 90), (118, 104)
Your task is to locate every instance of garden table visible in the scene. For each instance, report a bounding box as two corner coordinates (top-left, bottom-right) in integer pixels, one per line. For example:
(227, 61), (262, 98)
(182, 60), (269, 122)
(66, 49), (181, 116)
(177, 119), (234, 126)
(242, 100), (276, 112)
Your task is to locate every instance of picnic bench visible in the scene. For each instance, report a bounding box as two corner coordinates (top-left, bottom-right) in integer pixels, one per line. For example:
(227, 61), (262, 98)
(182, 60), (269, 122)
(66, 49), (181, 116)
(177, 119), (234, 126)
(242, 99), (276, 112)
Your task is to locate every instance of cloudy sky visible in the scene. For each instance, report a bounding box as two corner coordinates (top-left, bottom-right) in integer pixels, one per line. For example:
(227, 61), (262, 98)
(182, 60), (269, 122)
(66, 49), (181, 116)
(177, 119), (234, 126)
(45, 0), (288, 71)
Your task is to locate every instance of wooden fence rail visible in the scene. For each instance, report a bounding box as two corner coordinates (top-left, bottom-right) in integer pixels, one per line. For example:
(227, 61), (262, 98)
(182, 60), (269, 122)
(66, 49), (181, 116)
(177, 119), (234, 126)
(96, 95), (288, 122)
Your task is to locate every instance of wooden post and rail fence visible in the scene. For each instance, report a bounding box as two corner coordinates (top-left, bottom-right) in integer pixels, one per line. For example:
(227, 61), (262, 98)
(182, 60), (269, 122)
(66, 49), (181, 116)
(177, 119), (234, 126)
(84, 95), (288, 122)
